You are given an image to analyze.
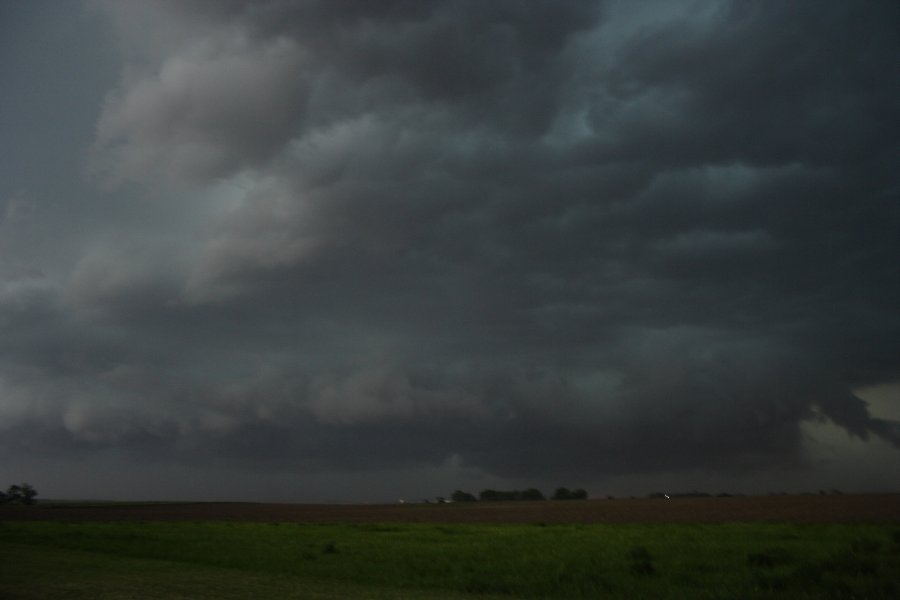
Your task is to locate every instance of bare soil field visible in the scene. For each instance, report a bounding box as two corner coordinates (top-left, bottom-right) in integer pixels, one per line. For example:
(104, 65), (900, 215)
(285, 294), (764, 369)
(2, 494), (898, 523)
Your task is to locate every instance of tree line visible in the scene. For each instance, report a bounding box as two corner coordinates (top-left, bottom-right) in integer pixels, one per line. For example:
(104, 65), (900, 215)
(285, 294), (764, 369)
(450, 487), (587, 502)
(0, 483), (38, 505)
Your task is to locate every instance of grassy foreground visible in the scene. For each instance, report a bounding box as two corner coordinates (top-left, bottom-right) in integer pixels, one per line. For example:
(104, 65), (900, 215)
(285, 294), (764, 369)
(2, 521), (899, 599)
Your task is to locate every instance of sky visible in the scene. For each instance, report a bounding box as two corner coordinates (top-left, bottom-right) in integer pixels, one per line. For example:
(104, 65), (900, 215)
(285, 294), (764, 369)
(1, 0), (899, 503)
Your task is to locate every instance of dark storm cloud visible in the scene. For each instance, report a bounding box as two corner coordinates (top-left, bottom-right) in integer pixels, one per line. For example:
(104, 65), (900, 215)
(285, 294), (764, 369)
(3, 0), (899, 494)
(92, 0), (601, 183)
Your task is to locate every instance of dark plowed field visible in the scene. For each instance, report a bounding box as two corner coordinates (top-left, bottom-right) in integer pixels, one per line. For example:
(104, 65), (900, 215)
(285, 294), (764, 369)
(2, 494), (898, 523)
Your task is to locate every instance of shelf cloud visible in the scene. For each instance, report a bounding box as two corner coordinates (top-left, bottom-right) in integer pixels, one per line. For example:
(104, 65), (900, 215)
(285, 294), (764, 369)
(1, 0), (898, 500)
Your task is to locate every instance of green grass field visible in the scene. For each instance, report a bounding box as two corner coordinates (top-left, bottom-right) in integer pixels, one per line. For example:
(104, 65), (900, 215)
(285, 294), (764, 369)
(2, 520), (899, 599)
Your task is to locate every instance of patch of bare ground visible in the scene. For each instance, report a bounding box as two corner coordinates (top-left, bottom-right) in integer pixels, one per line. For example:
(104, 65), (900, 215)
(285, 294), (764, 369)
(1, 494), (898, 523)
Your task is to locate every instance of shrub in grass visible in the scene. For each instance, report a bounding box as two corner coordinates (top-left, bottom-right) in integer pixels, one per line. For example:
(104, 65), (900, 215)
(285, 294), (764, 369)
(321, 541), (338, 555)
(850, 538), (882, 554)
(823, 551), (878, 577)
(747, 547), (792, 568)
(628, 545), (655, 576)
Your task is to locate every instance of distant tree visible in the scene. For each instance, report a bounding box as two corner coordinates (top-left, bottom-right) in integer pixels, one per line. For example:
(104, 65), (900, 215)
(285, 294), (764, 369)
(479, 489), (546, 501)
(479, 489), (499, 501)
(5, 485), (22, 503)
(451, 490), (477, 502)
(520, 488), (546, 501)
(19, 483), (37, 505)
(553, 487), (588, 500)
(0, 485), (34, 504)
(552, 487), (571, 500)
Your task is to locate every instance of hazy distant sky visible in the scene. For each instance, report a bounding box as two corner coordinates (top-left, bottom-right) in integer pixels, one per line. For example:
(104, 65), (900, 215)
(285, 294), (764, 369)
(1, 0), (898, 503)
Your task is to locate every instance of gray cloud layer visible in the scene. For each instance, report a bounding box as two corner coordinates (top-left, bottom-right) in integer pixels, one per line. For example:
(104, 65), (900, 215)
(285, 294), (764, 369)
(2, 0), (899, 498)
